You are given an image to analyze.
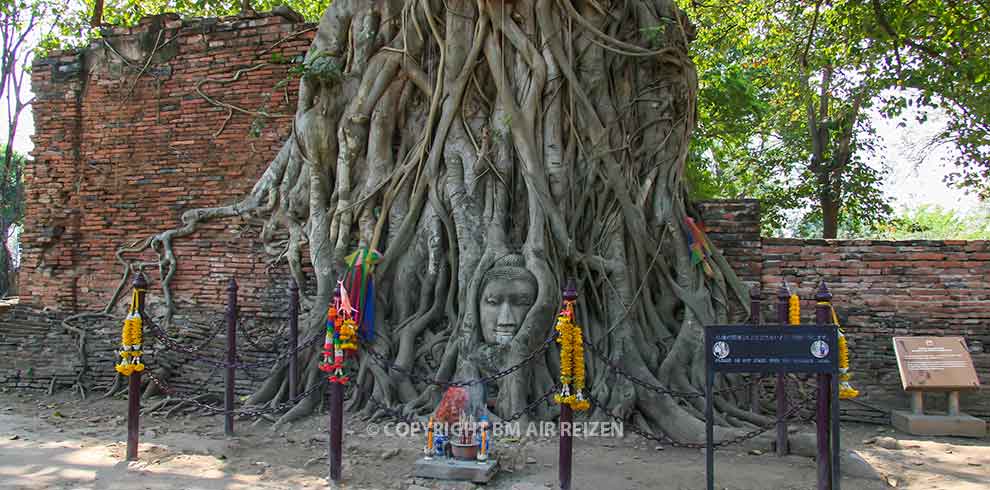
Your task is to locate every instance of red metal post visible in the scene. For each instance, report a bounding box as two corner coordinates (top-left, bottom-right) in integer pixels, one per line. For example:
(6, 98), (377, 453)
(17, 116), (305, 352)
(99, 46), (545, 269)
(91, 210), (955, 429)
(559, 280), (577, 490)
(126, 273), (148, 461)
(225, 277), (237, 437)
(329, 381), (344, 482)
(288, 278), (299, 402)
(559, 404), (573, 490)
(815, 282), (833, 490)
(775, 284), (790, 456)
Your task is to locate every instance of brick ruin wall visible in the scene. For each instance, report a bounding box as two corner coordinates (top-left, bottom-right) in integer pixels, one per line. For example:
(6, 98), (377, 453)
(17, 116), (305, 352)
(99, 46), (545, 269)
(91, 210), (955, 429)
(21, 11), (315, 317)
(702, 201), (990, 418)
(3, 13), (988, 419)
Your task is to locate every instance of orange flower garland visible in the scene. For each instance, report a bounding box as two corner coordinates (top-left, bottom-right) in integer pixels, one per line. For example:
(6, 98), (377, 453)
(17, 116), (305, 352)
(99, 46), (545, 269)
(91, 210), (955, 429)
(554, 300), (589, 411)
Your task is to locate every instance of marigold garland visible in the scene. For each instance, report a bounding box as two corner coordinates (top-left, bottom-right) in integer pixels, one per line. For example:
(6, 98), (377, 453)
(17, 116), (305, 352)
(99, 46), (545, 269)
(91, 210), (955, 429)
(554, 300), (589, 411)
(825, 303), (860, 399)
(115, 288), (145, 376)
(788, 293), (800, 325)
(320, 282), (360, 384)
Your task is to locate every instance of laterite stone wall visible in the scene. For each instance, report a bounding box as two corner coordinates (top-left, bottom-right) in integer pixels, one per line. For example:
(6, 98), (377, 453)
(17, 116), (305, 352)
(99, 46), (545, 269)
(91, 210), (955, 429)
(22, 11), (315, 317)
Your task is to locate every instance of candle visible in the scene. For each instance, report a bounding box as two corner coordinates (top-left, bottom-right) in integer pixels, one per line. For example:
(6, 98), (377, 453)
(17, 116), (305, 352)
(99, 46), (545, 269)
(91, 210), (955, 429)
(426, 416), (434, 457)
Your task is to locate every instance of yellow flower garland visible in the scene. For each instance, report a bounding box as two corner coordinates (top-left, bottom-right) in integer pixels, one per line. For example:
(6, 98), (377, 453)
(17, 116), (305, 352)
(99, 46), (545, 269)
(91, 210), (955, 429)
(338, 318), (358, 351)
(115, 288), (145, 376)
(788, 293), (800, 325)
(829, 305), (859, 399)
(554, 301), (589, 411)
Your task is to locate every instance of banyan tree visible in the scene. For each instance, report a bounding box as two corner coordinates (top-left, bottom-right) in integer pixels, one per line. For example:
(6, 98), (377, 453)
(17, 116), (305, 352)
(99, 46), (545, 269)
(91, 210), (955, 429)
(121, 0), (766, 444)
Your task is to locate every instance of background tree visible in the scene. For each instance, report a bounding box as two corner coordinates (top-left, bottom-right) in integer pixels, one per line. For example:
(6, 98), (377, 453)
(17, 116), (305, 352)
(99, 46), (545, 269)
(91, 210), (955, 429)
(0, 146), (24, 297)
(872, 204), (990, 240)
(683, 0), (988, 237)
(1, 1), (48, 296)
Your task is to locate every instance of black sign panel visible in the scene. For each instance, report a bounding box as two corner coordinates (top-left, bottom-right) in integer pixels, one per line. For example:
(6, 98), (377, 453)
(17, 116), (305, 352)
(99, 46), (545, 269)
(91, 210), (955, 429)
(704, 324), (838, 374)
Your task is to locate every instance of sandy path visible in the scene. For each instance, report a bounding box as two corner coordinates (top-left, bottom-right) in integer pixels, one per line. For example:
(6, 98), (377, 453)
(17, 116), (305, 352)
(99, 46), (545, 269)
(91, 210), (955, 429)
(0, 391), (986, 489)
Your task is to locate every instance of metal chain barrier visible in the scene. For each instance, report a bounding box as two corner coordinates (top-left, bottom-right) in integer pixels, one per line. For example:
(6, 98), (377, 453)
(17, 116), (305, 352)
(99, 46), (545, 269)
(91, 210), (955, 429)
(501, 385), (558, 422)
(585, 391), (815, 449)
(145, 320), (231, 368)
(144, 369), (324, 417)
(146, 318), (323, 370)
(365, 385), (558, 425)
(361, 330), (557, 388)
(583, 337), (759, 399)
(366, 394), (417, 424)
(237, 319), (285, 353)
(230, 331), (323, 370)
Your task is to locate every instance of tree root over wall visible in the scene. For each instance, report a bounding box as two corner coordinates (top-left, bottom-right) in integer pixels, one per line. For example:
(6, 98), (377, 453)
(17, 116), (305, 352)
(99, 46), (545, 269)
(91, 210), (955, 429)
(107, 0), (777, 444)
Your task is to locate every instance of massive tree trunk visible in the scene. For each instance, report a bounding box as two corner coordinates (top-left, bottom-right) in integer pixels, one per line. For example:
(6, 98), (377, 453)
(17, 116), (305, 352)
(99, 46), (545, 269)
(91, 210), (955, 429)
(122, 0), (757, 443)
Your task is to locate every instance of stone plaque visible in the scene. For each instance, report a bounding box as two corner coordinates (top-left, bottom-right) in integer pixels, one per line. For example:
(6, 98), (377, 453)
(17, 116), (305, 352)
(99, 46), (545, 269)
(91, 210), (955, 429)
(893, 337), (981, 391)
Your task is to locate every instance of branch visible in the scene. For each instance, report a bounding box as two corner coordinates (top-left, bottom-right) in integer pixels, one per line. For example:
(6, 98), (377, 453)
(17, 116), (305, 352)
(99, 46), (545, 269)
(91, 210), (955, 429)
(870, 0), (963, 74)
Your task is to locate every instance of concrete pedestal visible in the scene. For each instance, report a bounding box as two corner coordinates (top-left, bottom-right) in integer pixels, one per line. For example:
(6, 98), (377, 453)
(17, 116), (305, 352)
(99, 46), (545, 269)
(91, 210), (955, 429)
(414, 458), (499, 483)
(892, 410), (987, 438)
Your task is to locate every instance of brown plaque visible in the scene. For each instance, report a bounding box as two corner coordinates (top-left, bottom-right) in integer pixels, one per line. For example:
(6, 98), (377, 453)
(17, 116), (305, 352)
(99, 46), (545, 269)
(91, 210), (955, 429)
(893, 337), (981, 391)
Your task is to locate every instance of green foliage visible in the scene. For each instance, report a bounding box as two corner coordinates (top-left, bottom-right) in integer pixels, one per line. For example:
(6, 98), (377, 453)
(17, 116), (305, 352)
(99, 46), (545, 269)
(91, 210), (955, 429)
(681, 0), (988, 236)
(0, 146), (26, 230)
(38, 1), (332, 54)
(873, 204), (990, 240)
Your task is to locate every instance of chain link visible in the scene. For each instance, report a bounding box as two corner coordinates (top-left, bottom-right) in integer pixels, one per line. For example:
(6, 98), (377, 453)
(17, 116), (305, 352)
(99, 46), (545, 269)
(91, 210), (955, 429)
(583, 338), (759, 399)
(145, 319), (323, 370)
(145, 320), (231, 368)
(585, 391), (814, 449)
(366, 394), (417, 424)
(237, 319), (285, 352)
(501, 386), (558, 422)
(362, 330), (557, 388)
(144, 370), (324, 417)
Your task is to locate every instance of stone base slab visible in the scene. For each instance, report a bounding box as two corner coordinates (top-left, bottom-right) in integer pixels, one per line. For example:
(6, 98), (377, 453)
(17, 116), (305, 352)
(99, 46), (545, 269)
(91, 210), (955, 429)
(892, 410), (987, 438)
(414, 457), (499, 483)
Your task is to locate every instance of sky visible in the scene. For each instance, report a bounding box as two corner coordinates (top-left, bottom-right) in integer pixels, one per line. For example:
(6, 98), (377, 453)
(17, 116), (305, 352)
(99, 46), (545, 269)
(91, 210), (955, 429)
(871, 104), (981, 214)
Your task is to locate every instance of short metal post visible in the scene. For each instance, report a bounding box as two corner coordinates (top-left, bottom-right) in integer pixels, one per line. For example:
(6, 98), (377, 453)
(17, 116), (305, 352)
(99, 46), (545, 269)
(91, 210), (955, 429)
(831, 367), (841, 490)
(815, 282), (833, 490)
(947, 391), (960, 416)
(329, 381), (344, 482)
(705, 349), (715, 490)
(288, 278), (299, 402)
(750, 287), (762, 414)
(559, 404), (574, 490)
(775, 285), (790, 456)
(911, 392), (924, 415)
(126, 274), (148, 461)
(559, 281), (577, 490)
(225, 277), (238, 437)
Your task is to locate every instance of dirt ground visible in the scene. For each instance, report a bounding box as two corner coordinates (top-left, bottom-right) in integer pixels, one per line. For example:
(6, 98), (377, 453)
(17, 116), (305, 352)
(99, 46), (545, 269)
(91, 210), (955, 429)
(0, 389), (986, 490)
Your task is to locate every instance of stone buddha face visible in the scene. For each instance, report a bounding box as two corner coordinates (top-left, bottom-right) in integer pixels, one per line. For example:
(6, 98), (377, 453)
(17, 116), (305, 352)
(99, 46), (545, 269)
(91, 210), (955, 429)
(479, 255), (537, 346)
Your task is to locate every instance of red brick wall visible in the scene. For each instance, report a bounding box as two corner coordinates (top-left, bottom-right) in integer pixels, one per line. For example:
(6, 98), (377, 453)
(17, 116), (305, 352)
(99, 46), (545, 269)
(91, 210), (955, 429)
(699, 201), (989, 417)
(23, 12), (315, 316)
(761, 238), (990, 417)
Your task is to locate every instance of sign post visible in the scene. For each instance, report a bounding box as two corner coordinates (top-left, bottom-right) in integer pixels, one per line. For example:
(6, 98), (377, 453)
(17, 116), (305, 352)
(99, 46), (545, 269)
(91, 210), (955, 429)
(705, 324), (840, 490)
(891, 336), (985, 437)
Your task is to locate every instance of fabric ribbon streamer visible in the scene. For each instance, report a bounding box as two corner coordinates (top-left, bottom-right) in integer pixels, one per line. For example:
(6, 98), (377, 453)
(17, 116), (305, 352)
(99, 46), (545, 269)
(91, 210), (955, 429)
(683, 217), (714, 277)
(344, 247), (382, 342)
